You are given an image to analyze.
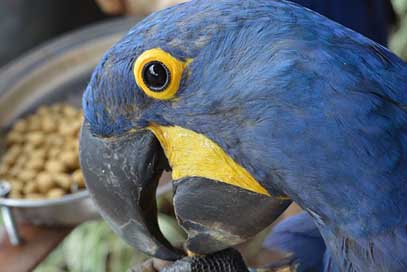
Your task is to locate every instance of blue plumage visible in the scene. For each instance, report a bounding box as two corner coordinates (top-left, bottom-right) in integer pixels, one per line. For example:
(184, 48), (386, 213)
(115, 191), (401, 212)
(83, 1), (407, 271)
(264, 212), (325, 271)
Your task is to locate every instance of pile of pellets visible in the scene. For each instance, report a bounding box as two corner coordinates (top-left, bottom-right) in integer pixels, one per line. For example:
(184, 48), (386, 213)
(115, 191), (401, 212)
(0, 103), (85, 199)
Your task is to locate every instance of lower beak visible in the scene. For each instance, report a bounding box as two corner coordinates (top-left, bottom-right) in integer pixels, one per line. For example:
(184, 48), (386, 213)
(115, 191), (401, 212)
(173, 177), (291, 254)
(79, 123), (183, 260)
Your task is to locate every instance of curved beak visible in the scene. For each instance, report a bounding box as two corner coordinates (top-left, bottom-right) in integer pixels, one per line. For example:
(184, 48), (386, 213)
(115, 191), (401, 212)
(80, 121), (290, 260)
(79, 122), (183, 260)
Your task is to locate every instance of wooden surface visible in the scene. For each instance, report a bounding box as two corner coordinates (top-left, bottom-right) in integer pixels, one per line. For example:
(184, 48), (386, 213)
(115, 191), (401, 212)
(0, 224), (73, 272)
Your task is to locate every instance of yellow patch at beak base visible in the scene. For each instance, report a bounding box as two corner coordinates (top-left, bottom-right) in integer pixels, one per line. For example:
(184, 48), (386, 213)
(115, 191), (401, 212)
(148, 124), (270, 196)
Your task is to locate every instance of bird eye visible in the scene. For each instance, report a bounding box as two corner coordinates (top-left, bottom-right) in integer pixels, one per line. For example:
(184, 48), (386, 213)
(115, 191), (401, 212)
(133, 48), (187, 100)
(142, 61), (170, 92)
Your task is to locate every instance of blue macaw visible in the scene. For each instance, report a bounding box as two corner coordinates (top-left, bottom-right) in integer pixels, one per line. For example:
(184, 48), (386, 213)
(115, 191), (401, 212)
(79, 0), (407, 271)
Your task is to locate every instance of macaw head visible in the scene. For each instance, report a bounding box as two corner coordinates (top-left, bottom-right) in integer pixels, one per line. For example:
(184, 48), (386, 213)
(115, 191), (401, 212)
(80, 0), (295, 260)
(79, 0), (407, 262)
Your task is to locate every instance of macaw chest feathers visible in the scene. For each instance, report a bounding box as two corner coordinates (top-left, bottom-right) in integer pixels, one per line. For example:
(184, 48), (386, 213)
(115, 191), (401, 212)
(147, 124), (270, 196)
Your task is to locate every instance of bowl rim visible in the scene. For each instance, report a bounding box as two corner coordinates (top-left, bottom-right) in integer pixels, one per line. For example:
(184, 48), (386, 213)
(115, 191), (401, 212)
(0, 190), (89, 208)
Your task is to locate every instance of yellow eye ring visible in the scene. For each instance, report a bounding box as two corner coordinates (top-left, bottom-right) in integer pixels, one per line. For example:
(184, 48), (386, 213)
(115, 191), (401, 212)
(133, 48), (187, 100)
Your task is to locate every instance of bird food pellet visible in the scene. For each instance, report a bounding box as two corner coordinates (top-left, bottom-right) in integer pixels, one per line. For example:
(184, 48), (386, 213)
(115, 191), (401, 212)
(0, 103), (86, 199)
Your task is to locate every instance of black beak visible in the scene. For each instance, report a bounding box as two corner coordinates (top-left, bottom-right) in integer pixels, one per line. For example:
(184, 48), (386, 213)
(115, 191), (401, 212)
(80, 122), (290, 260)
(79, 122), (183, 260)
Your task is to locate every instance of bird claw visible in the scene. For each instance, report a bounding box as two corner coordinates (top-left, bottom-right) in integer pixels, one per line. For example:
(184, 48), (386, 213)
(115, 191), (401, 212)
(161, 248), (249, 272)
(130, 248), (249, 272)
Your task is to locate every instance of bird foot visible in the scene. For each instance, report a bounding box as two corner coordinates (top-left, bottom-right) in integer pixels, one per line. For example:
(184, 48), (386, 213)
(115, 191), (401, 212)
(130, 248), (249, 272)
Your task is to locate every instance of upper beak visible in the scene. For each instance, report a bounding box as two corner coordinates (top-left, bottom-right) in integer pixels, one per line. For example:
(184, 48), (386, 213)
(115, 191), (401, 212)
(79, 122), (183, 260)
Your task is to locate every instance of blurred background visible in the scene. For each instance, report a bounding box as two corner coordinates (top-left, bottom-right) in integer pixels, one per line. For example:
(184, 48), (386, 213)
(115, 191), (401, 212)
(0, 0), (406, 271)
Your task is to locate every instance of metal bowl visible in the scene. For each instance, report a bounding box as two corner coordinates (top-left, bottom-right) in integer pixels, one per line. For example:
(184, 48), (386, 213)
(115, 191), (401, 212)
(0, 17), (140, 244)
(0, 190), (94, 225)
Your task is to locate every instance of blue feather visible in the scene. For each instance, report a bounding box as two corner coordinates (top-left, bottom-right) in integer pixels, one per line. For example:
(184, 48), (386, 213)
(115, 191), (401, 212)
(264, 212), (326, 271)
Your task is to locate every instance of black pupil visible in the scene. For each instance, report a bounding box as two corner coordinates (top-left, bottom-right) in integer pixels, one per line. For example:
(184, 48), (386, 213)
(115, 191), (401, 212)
(142, 61), (170, 91)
